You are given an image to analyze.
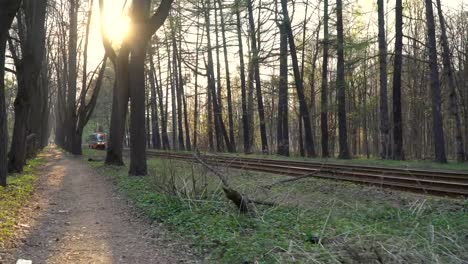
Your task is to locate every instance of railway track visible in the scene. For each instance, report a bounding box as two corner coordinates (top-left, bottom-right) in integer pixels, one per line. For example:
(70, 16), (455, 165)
(144, 150), (468, 198)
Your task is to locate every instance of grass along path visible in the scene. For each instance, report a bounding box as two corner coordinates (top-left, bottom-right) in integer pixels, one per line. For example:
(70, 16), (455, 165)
(0, 154), (44, 248)
(86, 149), (468, 263)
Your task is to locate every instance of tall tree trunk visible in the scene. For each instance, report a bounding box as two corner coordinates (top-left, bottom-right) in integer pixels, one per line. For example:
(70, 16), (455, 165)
(392, 0), (404, 160)
(171, 20), (185, 150)
(0, 0), (21, 186)
(204, 0), (233, 153)
(436, 0), (465, 162)
(67, 0), (79, 154)
(425, 0), (447, 163)
(155, 40), (170, 149)
(207, 68), (214, 151)
(277, 23), (289, 156)
(193, 9), (201, 149)
(71, 1), (95, 156)
(177, 21), (191, 151)
(168, 37), (177, 150)
(336, 0), (350, 159)
(212, 3), (224, 152)
(8, 0), (48, 172)
(149, 54), (162, 149)
(218, 0), (236, 150)
(308, 24), (321, 155)
(128, 0), (154, 176)
(55, 56), (66, 148)
(280, 0), (316, 157)
(106, 47), (130, 166)
(378, 0), (390, 159)
(214, 1), (223, 110)
(146, 88), (151, 148)
(235, 3), (251, 154)
(320, 0), (329, 157)
(247, 0), (268, 153)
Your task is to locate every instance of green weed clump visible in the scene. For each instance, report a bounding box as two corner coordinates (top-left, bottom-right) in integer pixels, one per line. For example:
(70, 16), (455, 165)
(87, 149), (468, 263)
(0, 156), (44, 246)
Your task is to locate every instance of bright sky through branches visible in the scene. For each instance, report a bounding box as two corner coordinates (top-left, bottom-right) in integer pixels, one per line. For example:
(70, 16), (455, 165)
(88, 0), (466, 70)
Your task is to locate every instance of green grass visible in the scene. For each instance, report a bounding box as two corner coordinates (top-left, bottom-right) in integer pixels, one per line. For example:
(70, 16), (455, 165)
(0, 155), (44, 246)
(86, 149), (468, 263)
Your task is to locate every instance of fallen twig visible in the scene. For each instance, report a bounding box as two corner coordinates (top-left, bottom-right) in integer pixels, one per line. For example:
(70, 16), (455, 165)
(262, 163), (326, 189)
(192, 151), (278, 212)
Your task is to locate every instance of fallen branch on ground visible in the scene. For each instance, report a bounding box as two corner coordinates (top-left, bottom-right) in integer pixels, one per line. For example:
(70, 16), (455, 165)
(261, 169), (323, 190)
(192, 151), (278, 213)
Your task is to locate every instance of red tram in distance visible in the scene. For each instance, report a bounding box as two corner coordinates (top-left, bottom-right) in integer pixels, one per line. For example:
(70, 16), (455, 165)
(88, 133), (107, 150)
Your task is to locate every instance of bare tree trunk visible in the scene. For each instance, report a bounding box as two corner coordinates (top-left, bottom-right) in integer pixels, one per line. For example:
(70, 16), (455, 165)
(378, 0), (390, 159)
(436, 0), (465, 162)
(392, 0), (404, 160)
(8, 0), (48, 172)
(217, 0), (236, 150)
(281, 0), (316, 157)
(336, 0), (350, 159)
(320, 0), (329, 157)
(127, 0), (172, 174)
(171, 20), (185, 151)
(0, 0), (21, 186)
(146, 88), (151, 148)
(193, 9), (201, 149)
(247, 0), (268, 153)
(106, 47), (130, 166)
(167, 35), (177, 150)
(149, 54), (162, 149)
(425, 0), (447, 163)
(204, 0), (233, 153)
(235, 3), (250, 154)
(277, 23), (289, 156)
(155, 40), (170, 149)
(177, 21), (191, 151)
(66, 0), (78, 154)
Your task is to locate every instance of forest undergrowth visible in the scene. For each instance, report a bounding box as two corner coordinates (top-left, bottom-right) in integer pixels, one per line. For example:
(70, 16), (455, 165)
(85, 149), (468, 263)
(0, 155), (44, 248)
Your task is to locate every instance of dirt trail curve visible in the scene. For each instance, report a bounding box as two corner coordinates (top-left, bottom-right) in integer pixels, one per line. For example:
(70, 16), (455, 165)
(1, 148), (197, 264)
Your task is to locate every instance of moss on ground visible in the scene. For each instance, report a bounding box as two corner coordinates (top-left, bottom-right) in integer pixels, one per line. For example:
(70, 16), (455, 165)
(0, 155), (44, 247)
(85, 149), (468, 263)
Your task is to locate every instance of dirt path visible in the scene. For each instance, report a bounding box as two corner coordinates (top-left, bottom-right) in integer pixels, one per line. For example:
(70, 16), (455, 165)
(1, 148), (196, 264)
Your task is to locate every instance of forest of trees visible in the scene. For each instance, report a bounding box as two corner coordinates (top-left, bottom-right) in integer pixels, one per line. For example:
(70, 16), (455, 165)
(1, 0), (468, 184)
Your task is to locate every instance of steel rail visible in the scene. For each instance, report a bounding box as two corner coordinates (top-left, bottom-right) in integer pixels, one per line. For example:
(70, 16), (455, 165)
(144, 150), (468, 198)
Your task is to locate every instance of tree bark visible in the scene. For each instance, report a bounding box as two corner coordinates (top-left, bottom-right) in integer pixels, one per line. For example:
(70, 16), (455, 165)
(247, 0), (268, 154)
(0, 0), (21, 186)
(217, 0), (236, 150)
(336, 0), (350, 159)
(155, 40), (170, 150)
(392, 0), (404, 160)
(8, 0), (48, 172)
(128, 0), (151, 176)
(171, 19), (185, 151)
(320, 0), (329, 158)
(204, 0), (234, 153)
(66, 0), (78, 154)
(425, 0), (447, 163)
(235, 3), (251, 154)
(281, 0), (316, 157)
(149, 53), (162, 149)
(105, 46), (130, 166)
(277, 23), (289, 156)
(378, 0), (390, 159)
(436, 0), (465, 162)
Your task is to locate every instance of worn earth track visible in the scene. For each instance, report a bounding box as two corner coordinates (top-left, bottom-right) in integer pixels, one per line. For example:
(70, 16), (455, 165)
(1, 148), (197, 264)
(145, 150), (468, 198)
